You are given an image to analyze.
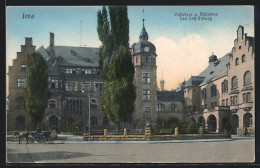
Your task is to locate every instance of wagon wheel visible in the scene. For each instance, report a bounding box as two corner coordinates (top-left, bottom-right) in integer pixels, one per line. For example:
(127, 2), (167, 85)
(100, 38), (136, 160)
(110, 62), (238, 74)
(28, 136), (35, 143)
(48, 137), (54, 144)
(37, 135), (46, 143)
(41, 136), (47, 143)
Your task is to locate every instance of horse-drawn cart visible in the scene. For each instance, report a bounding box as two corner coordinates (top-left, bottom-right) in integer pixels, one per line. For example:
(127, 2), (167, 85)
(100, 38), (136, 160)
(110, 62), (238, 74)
(16, 130), (57, 144)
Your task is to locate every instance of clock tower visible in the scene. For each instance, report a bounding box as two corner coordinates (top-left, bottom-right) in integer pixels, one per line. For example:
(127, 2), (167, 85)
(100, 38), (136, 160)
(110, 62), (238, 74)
(130, 19), (157, 128)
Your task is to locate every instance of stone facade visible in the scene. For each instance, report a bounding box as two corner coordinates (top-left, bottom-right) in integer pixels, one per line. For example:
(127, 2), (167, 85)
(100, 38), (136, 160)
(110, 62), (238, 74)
(7, 22), (253, 135)
(227, 25), (255, 135)
(157, 91), (184, 122)
(130, 23), (158, 128)
(7, 38), (35, 131)
(185, 25), (254, 135)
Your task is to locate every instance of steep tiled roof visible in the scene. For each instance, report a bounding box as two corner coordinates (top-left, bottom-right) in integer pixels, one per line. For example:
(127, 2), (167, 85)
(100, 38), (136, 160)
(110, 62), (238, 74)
(184, 76), (205, 87)
(157, 91), (184, 102)
(198, 53), (230, 85)
(37, 45), (100, 67)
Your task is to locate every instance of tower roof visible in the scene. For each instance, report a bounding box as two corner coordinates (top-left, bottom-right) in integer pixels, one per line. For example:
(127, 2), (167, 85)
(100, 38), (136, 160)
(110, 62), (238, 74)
(130, 18), (156, 56)
(139, 19), (148, 41)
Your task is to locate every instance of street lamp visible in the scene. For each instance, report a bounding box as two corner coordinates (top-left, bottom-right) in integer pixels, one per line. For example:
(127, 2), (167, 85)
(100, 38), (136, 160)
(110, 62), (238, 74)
(82, 88), (91, 141)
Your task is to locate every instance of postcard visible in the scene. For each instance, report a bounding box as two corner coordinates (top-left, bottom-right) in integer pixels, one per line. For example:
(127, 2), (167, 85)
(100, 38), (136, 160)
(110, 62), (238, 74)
(6, 5), (255, 164)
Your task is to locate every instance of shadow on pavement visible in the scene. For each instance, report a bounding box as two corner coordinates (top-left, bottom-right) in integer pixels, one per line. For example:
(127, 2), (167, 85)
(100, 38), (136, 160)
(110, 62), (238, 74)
(7, 151), (100, 163)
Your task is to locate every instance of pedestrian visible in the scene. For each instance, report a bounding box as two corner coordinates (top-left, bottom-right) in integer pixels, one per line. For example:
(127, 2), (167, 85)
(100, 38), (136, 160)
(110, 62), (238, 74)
(244, 127), (248, 136)
(36, 127), (42, 134)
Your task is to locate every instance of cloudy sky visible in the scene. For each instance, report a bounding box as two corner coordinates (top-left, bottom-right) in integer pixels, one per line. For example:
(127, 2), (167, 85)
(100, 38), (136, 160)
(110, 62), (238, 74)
(6, 6), (254, 93)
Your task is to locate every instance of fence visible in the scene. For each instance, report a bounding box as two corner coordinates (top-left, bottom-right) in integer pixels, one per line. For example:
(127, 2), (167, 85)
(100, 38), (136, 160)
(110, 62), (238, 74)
(83, 127), (231, 141)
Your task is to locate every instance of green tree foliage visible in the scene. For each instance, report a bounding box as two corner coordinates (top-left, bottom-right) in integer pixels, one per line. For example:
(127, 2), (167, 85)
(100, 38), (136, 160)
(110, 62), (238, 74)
(24, 52), (49, 126)
(97, 6), (136, 126)
(152, 117), (184, 134)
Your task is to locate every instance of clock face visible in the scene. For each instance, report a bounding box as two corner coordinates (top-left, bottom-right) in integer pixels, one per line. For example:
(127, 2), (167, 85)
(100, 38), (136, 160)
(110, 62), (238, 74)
(144, 46), (149, 52)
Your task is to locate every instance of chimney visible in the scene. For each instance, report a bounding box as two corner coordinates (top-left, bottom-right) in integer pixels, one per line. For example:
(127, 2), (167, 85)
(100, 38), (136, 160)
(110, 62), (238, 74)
(49, 32), (55, 61)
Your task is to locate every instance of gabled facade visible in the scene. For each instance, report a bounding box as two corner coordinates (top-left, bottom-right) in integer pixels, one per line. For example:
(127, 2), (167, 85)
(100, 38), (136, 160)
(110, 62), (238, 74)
(227, 25), (255, 135)
(7, 38), (35, 131)
(183, 25), (255, 135)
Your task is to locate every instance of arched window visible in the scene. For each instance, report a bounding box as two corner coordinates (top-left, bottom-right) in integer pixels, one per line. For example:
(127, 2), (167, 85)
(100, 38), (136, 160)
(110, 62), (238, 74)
(169, 104), (178, 112)
(90, 116), (97, 126)
(49, 115), (58, 128)
(16, 97), (25, 108)
(242, 54), (246, 62)
(48, 99), (56, 109)
(243, 113), (253, 127)
(231, 76), (238, 89)
(102, 116), (109, 125)
(91, 99), (98, 110)
(244, 71), (251, 85)
(16, 116), (25, 126)
(157, 103), (165, 112)
(235, 58), (239, 65)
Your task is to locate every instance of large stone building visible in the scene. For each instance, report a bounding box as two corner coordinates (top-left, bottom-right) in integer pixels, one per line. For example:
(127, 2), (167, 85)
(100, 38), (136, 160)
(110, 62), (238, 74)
(7, 33), (108, 131)
(7, 22), (254, 135)
(183, 25), (255, 135)
(7, 21), (184, 132)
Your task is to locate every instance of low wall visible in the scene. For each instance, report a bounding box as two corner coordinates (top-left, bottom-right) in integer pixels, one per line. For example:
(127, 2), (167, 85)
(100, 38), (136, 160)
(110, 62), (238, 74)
(88, 133), (231, 141)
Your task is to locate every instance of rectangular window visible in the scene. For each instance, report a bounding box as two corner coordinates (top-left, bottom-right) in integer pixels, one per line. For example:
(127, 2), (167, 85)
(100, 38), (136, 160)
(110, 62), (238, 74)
(142, 73), (150, 84)
(91, 99), (98, 110)
(51, 79), (59, 89)
(211, 102), (214, 109)
(65, 82), (78, 91)
(143, 107), (151, 119)
(222, 80), (228, 93)
(21, 65), (26, 72)
(193, 106), (196, 111)
(243, 92), (252, 103)
(66, 68), (74, 74)
(17, 78), (26, 88)
(85, 69), (92, 74)
(211, 85), (217, 97)
(94, 83), (102, 92)
(143, 89), (150, 100)
(65, 98), (83, 115)
(142, 55), (152, 63)
(202, 88), (207, 99)
(82, 82), (91, 92)
(204, 104), (207, 109)
(92, 68), (97, 75)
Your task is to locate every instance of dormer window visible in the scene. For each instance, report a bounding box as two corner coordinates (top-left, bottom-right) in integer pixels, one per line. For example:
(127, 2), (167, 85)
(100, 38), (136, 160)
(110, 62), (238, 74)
(210, 71), (214, 75)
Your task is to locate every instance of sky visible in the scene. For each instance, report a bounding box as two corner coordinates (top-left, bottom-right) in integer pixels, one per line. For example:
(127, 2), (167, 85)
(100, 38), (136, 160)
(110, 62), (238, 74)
(6, 6), (254, 94)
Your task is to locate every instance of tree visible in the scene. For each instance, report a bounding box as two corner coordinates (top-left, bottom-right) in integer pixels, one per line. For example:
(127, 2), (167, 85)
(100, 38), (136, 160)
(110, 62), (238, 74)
(97, 6), (136, 127)
(24, 52), (49, 126)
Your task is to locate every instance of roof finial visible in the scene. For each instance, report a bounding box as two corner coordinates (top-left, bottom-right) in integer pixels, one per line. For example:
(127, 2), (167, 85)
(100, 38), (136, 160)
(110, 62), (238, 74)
(142, 9), (145, 29)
